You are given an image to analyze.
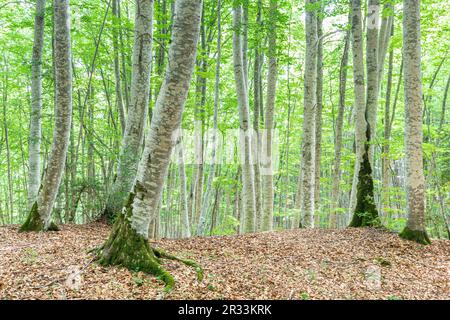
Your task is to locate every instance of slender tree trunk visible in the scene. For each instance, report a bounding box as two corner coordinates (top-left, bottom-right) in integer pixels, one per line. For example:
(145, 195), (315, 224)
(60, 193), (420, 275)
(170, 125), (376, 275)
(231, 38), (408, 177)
(197, 0), (221, 236)
(399, 0), (431, 244)
(253, 0), (263, 230)
(348, 0), (367, 218)
(330, 27), (350, 228)
(365, 0), (379, 165)
(314, 4), (323, 227)
(2, 61), (13, 222)
(300, 0), (318, 228)
(261, 0), (277, 232)
(177, 136), (191, 238)
(21, 0), (73, 232)
(381, 36), (394, 218)
(97, 0), (203, 289)
(112, 0), (126, 134)
(28, 0), (46, 211)
(349, 0), (380, 227)
(233, 2), (256, 233)
(104, 0), (154, 221)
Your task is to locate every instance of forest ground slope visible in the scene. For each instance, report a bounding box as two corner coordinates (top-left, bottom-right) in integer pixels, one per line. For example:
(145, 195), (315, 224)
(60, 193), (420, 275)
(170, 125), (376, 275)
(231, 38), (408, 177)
(0, 223), (448, 300)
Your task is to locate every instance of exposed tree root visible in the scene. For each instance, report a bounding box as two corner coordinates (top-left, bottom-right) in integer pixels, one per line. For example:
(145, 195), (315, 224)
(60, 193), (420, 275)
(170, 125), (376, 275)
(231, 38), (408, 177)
(152, 247), (204, 281)
(94, 193), (202, 291)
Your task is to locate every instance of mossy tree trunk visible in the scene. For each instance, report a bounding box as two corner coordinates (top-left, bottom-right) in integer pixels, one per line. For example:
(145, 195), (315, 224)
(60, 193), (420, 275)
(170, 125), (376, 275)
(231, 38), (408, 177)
(349, 126), (380, 227)
(97, 0), (203, 288)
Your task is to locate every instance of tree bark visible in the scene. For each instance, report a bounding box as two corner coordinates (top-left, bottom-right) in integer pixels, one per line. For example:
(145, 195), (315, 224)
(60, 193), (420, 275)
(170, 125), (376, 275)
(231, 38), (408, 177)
(104, 0), (154, 221)
(348, 0), (367, 218)
(314, 4), (323, 227)
(21, 0), (73, 232)
(197, 0), (221, 236)
(233, 2), (256, 233)
(97, 0), (203, 288)
(28, 0), (46, 211)
(261, 0), (277, 232)
(330, 27), (350, 228)
(399, 0), (431, 245)
(300, 0), (318, 228)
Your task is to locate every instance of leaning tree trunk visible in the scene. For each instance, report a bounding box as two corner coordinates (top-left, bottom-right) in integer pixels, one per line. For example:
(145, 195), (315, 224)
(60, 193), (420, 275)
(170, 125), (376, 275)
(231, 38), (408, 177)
(103, 0), (153, 222)
(299, 0), (318, 228)
(399, 0), (431, 245)
(97, 0), (203, 289)
(261, 0), (277, 232)
(349, 0), (380, 228)
(27, 0), (46, 211)
(21, 0), (72, 232)
(232, 3), (256, 233)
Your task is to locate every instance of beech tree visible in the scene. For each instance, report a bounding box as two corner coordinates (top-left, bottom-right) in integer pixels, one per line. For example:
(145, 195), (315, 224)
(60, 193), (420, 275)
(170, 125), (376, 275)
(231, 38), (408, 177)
(399, 0), (431, 245)
(233, 1), (256, 233)
(299, 0), (318, 228)
(27, 0), (46, 211)
(103, 0), (154, 221)
(96, 0), (203, 289)
(20, 0), (72, 232)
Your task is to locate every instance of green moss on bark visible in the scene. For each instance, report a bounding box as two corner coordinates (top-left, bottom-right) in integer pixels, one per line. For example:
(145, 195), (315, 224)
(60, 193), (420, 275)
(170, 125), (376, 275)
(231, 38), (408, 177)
(19, 202), (59, 232)
(96, 191), (203, 291)
(96, 193), (174, 290)
(349, 125), (380, 228)
(399, 226), (431, 245)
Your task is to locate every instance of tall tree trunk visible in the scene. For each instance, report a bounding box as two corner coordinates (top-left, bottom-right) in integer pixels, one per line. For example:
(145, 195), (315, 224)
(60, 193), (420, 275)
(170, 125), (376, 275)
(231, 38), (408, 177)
(330, 27), (350, 228)
(233, 2), (256, 233)
(314, 3), (323, 227)
(28, 0), (46, 210)
(261, 0), (277, 232)
(381, 32), (394, 219)
(253, 0), (263, 230)
(2, 60), (13, 223)
(20, 0), (73, 232)
(197, 0), (221, 236)
(97, 0), (203, 289)
(112, 0), (126, 134)
(349, 0), (380, 227)
(399, 0), (431, 245)
(103, 0), (154, 221)
(365, 0), (379, 165)
(348, 0), (367, 219)
(300, 0), (318, 228)
(177, 136), (191, 238)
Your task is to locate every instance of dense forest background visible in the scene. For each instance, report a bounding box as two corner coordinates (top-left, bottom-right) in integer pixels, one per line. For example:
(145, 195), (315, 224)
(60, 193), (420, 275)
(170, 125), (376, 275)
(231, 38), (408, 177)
(0, 0), (448, 238)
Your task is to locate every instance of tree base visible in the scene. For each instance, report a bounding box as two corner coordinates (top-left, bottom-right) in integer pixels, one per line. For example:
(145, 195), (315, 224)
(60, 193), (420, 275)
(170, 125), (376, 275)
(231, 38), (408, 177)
(95, 195), (203, 291)
(19, 202), (59, 232)
(399, 226), (431, 245)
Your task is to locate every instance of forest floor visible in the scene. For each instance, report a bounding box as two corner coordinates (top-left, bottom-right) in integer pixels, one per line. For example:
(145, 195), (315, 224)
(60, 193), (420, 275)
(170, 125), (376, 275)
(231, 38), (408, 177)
(0, 222), (449, 300)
